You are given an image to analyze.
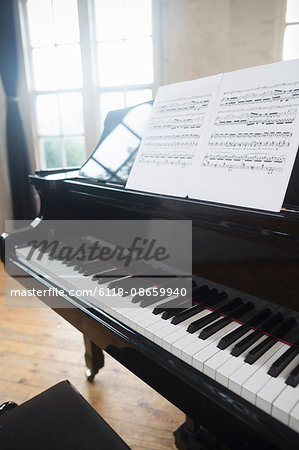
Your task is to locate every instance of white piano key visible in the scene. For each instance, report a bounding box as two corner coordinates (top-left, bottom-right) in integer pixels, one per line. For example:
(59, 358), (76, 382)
(17, 248), (299, 432)
(289, 401), (299, 433)
(190, 322), (240, 368)
(171, 334), (199, 359)
(192, 323), (243, 372)
(256, 355), (299, 414)
(230, 342), (286, 398)
(272, 386), (299, 425)
(202, 328), (258, 380)
(216, 356), (245, 387)
(153, 322), (178, 346)
(145, 319), (174, 342)
(162, 310), (211, 352)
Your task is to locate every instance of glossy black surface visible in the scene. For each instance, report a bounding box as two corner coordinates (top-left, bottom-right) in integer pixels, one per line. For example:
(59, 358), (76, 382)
(2, 105), (299, 448)
(27, 166), (299, 314)
(3, 257), (298, 449)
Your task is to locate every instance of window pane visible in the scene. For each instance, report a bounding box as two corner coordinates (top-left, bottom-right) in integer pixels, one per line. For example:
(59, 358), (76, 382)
(36, 95), (60, 135)
(59, 93), (84, 134)
(283, 25), (299, 60)
(286, 0), (299, 22)
(95, 0), (124, 41)
(125, 38), (153, 85)
(100, 92), (125, 121)
(65, 136), (86, 167)
(98, 41), (125, 86)
(32, 47), (58, 91)
(27, 0), (54, 47)
(126, 89), (152, 106)
(124, 0), (152, 38)
(57, 44), (83, 88)
(42, 137), (62, 168)
(53, 0), (80, 44)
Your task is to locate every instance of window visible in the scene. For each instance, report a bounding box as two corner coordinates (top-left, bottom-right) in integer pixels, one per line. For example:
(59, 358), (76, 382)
(18, 0), (156, 169)
(283, 0), (299, 60)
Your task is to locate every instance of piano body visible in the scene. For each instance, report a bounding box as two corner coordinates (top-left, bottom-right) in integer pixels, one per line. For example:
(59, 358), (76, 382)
(1, 102), (299, 449)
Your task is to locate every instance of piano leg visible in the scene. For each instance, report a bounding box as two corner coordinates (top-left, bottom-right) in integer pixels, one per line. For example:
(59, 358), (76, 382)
(83, 335), (105, 382)
(174, 416), (229, 450)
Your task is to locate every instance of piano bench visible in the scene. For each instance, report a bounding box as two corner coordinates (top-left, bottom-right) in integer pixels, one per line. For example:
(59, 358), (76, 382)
(0, 380), (130, 450)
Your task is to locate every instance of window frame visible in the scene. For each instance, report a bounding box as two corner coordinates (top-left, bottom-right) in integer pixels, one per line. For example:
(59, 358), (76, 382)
(16, 0), (160, 170)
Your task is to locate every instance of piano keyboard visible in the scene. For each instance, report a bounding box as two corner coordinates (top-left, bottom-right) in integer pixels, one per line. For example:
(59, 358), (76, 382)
(15, 239), (299, 434)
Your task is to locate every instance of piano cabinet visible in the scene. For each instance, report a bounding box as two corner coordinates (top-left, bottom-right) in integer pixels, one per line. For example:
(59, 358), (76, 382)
(2, 169), (299, 449)
(2, 100), (299, 448)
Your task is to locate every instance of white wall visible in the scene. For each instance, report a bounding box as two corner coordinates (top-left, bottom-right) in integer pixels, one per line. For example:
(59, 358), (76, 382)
(159, 0), (287, 84)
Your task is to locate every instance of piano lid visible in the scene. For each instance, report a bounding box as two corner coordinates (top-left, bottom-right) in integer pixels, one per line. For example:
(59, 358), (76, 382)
(79, 101), (153, 185)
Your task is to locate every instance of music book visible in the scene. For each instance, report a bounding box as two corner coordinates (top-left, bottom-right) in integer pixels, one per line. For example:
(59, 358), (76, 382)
(126, 59), (299, 212)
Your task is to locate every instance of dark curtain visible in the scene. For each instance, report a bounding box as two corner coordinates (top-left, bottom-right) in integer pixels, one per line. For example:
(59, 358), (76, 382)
(0, 0), (36, 220)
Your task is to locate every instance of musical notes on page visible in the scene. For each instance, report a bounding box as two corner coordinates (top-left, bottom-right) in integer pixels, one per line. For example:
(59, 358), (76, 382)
(126, 74), (222, 197)
(189, 58), (299, 211)
(208, 131), (292, 150)
(220, 83), (299, 106)
(214, 107), (297, 127)
(202, 152), (286, 173)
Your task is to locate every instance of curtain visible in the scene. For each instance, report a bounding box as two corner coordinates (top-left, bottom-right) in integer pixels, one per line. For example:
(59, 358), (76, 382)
(0, 0), (36, 220)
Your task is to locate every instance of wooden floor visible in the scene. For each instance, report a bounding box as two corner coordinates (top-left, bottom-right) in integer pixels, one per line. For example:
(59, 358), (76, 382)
(0, 264), (184, 449)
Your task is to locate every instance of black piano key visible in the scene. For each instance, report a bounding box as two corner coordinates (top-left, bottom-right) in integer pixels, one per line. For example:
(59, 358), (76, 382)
(107, 263), (155, 290)
(231, 312), (284, 357)
(92, 267), (120, 281)
(83, 264), (115, 277)
(199, 302), (254, 340)
(244, 318), (297, 365)
(171, 305), (205, 325)
(247, 308), (272, 327)
(244, 336), (276, 364)
(162, 307), (189, 320)
(131, 279), (189, 304)
(268, 339), (299, 377)
(76, 259), (103, 272)
(139, 284), (195, 309)
(191, 285), (209, 299)
(142, 284), (217, 310)
(217, 307), (272, 350)
(200, 317), (231, 340)
(80, 260), (108, 275)
(194, 288), (219, 303)
(231, 330), (263, 357)
(125, 277), (164, 296)
(140, 294), (181, 309)
(286, 364), (299, 387)
(153, 298), (188, 315)
(218, 324), (250, 350)
(97, 274), (125, 284)
(187, 297), (242, 334)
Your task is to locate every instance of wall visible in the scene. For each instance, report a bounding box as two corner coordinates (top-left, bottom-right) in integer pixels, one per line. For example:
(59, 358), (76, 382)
(159, 0), (287, 84)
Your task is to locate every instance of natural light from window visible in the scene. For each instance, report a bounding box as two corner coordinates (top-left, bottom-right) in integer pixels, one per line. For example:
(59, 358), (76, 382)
(283, 0), (299, 60)
(20, 0), (154, 169)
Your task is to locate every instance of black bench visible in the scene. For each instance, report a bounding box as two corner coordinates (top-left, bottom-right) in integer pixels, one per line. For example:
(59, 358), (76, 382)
(0, 380), (130, 450)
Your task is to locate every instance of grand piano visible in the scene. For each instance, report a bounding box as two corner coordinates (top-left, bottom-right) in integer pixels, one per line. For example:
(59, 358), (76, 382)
(1, 101), (299, 449)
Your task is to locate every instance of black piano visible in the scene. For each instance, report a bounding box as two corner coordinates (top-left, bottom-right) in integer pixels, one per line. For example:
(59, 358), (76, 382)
(1, 101), (299, 449)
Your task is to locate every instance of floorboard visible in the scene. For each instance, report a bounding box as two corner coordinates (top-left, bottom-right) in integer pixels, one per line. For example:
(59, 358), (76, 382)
(0, 264), (184, 449)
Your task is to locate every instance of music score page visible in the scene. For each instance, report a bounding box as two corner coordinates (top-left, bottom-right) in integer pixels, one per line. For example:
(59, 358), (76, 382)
(189, 59), (299, 211)
(126, 74), (222, 197)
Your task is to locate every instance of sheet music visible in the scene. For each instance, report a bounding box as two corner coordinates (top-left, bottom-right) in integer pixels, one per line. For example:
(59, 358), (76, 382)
(126, 74), (222, 197)
(188, 59), (299, 211)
